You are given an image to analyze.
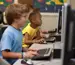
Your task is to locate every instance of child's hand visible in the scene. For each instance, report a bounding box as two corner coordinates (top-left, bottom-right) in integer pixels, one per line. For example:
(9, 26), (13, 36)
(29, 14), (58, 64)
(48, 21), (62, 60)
(41, 30), (48, 34)
(23, 47), (38, 52)
(24, 51), (38, 59)
(38, 38), (45, 44)
(40, 33), (46, 38)
(28, 48), (38, 51)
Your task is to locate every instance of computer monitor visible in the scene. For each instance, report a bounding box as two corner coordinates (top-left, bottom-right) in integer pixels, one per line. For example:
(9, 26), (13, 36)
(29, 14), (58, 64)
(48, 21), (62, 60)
(0, 10), (3, 24)
(57, 10), (62, 34)
(61, 3), (75, 65)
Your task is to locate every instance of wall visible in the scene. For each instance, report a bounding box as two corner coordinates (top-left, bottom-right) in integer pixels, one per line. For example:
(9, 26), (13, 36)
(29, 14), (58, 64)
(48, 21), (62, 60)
(40, 0), (75, 30)
(70, 0), (75, 9)
(41, 13), (59, 30)
(14, 0), (59, 30)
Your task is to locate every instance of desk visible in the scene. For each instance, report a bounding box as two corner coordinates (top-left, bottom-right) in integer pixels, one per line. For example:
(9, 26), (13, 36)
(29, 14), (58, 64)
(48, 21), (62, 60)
(14, 42), (62, 65)
(0, 59), (10, 65)
(30, 42), (62, 49)
(13, 59), (61, 65)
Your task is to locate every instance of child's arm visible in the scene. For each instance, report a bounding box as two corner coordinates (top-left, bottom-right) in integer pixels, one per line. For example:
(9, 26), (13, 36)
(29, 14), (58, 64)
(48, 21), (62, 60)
(2, 50), (22, 59)
(24, 33), (39, 44)
(1, 33), (38, 59)
(2, 50), (38, 59)
(35, 30), (46, 39)
(34, 30), (42, 40)
(24, 32), (44, 44)
(33, 30), (45, 43)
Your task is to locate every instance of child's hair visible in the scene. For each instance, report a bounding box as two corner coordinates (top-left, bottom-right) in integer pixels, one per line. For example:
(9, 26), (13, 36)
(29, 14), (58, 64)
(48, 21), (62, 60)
(27, 4), (34, 10)
(29, 8), (40, 21)
(5, 4), (31, 25)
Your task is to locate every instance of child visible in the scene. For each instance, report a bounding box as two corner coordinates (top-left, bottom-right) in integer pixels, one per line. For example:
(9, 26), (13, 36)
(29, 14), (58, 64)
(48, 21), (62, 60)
(22, 8), (45, 51)
(0, 4), (38, 64)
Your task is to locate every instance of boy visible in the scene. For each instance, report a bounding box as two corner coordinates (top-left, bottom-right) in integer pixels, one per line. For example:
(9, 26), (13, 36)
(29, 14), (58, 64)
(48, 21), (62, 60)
(22, 8), (45, 51)
(0, 4), (38, 64)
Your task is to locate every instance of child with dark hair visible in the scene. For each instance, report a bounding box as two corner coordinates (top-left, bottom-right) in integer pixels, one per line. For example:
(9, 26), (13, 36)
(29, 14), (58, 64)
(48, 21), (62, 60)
(22, 8), (45, 51)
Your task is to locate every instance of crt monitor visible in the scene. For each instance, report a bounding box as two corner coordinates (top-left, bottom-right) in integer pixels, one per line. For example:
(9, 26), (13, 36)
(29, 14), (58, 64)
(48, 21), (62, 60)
(0, 10), (3, 24)
(61, 3), (75, 65)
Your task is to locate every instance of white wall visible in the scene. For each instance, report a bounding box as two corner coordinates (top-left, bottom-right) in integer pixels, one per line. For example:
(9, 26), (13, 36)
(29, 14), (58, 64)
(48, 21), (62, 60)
(41, 13), (59, 30)
(70, 0), (75, 9)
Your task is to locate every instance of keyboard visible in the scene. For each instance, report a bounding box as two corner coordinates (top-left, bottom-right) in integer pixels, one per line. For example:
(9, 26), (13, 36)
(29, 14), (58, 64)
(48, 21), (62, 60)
(38, 48), (50, 55)
(32, 48), (52, 60)
(45, 37), (56, 43)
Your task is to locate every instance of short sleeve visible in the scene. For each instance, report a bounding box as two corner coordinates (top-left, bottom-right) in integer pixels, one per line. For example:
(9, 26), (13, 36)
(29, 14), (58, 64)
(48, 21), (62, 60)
(1, 33), (13, 51)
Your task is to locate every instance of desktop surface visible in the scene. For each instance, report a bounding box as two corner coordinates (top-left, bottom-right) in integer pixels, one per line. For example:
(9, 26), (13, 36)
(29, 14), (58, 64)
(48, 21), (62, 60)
(13, 59), (61, 65)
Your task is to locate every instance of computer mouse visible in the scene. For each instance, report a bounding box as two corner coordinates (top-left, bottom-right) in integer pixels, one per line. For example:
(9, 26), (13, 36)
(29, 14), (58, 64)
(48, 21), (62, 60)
(26, 59), (33, 65)
(43, 41), (47, 44)
(45, 34), (50, 38)
(21, 59), (33, 65)
(21, 59), (27, 65)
